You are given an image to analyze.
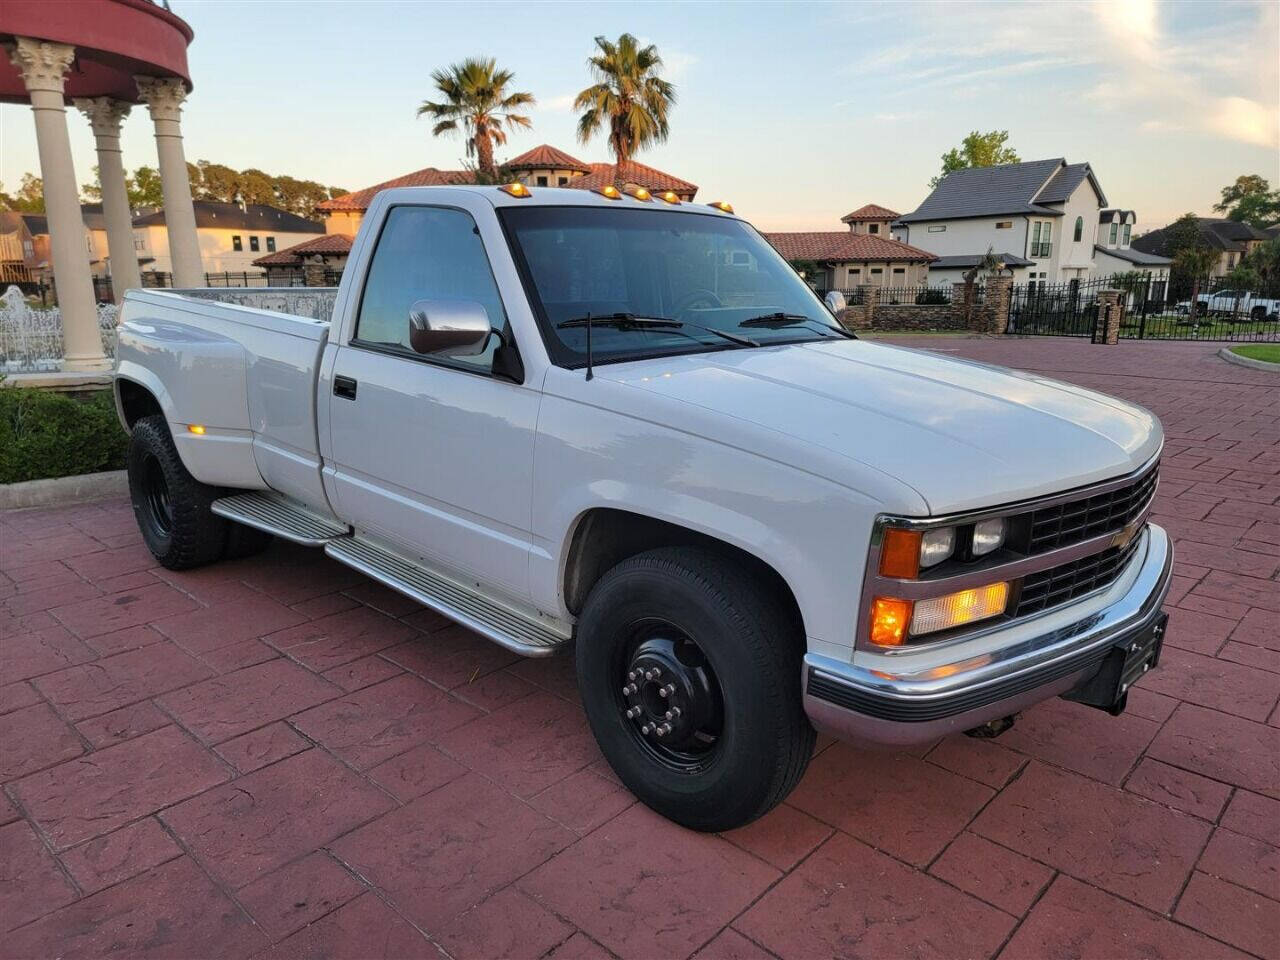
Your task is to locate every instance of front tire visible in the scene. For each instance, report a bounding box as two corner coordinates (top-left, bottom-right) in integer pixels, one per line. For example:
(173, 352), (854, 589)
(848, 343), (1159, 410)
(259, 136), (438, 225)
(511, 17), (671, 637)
(576, 547), (814, 831)
(127, 415), (229, 570)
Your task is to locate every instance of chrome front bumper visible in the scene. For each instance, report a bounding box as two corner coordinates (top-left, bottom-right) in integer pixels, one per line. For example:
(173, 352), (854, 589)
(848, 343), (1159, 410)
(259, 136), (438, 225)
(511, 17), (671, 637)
(803, 523), (1174, 746)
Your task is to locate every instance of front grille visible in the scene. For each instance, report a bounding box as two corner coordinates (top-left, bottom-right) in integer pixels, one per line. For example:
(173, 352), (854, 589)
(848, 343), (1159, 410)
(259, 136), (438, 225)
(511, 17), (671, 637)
(1022, 462), (1159, 554)
(1014, 534), (1143, 616)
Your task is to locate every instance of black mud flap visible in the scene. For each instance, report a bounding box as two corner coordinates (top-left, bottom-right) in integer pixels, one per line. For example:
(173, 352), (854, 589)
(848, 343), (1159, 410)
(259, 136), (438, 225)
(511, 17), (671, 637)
(1062, 613), (1167, 716)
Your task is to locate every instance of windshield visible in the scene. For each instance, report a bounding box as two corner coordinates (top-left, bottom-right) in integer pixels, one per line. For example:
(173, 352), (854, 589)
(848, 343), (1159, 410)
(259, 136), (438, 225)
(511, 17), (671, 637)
(500, 206), (846, 367)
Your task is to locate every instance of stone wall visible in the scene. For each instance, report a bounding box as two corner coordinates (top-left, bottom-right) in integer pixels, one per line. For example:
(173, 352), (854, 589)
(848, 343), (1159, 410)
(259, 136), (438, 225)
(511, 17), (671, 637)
(871, 303), (964, 331)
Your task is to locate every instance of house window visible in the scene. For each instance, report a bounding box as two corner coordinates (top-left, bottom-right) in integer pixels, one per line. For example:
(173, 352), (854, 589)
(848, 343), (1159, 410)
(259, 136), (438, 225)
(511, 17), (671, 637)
(536, 176), (548, 187)
(1109, 223), (1118, 245)
(266, 237), (276, 252)
(1031, 222), (1051, 258)
(849, 267), (861, 277)
(869, 224), (879, 234)
(1122, 223), (1131, 245)
(892, 267), (905, 274)
(232, 235), (242, 251)
(995, 221), (1012, 229)
(928, 225), (946, 233)
(870, 267), (883, 274)
(249, 236), (260, 252)
(558, 177), (568, 186)
(134, 239), (145, 251)
(1073, 216), (1083, 242)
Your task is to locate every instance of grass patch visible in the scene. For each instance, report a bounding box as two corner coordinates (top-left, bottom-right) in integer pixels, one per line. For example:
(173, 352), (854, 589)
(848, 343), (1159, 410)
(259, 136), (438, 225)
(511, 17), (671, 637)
(1230, 344), (1280, 364)
(0, 386), (129, 484)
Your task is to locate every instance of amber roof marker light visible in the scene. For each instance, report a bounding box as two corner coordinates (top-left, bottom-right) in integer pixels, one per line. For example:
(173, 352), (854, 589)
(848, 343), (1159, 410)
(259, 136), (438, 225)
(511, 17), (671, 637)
(659, 191), (681, 204)
(624, 185), (653, 201)
(708, 201), (734, 214)
(596, 185), (622, 199)
(499, 182), (532, 198)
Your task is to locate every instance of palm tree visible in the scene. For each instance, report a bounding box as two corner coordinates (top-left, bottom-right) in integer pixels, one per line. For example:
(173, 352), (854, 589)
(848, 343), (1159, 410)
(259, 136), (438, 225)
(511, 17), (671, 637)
(574, 34), (676, 167)
(417, 58), (535, 180)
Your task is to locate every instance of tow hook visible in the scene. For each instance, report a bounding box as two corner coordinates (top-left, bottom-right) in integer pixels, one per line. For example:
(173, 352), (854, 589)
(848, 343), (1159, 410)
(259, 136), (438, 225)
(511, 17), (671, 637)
(963, 714), (1017, 739)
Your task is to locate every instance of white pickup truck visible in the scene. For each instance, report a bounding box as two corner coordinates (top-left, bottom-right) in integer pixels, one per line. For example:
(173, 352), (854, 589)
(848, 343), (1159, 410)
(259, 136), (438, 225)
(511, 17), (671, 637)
(113, 185), (1172, 830)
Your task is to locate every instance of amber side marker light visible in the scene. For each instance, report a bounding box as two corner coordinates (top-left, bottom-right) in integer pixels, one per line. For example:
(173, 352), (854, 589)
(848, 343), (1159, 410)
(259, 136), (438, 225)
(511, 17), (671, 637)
(870, 597), (913, 647)
(659, 191), (681, 204)
(879, 528), (922, 578)
(499, 182), (532, 198)
(187, 424), (206, 435)
(708, 200), (734, 213)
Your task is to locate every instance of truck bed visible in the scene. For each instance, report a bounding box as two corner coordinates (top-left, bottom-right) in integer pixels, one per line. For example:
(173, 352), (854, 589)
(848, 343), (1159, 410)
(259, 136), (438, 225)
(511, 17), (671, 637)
(115, 288), (337, 513)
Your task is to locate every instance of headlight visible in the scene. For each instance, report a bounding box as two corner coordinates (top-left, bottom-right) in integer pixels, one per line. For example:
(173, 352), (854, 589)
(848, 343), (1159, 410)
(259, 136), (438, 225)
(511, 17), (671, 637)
(972, 518), (1006, 556)
(920, 527), (955, 567)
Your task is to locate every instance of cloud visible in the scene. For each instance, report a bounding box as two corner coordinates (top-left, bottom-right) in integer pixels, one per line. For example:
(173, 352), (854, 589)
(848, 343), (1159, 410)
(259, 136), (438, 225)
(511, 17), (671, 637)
(533, 93), (577, 114)
(862, 0), (1277, 150)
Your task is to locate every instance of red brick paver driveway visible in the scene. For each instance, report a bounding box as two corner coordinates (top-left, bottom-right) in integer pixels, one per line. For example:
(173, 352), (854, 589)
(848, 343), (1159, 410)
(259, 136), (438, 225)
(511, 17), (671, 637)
(2, 337), (1277, 960)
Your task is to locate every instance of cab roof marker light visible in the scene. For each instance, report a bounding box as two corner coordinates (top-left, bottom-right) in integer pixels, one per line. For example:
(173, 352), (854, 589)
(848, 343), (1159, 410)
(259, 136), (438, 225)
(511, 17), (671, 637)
(596, 185), (622, 200)
(499, 182), (532, 198)
(624, 186), (652, 202)
(659, 191), (681, 204)
(708, 201), (734, 213)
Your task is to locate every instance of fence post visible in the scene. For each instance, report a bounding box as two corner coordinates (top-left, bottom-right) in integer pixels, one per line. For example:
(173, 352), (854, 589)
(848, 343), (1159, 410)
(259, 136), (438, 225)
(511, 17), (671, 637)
(303, 261), (329, 287)
(838, 285), (877, 330)
(1096, 289), (1121, 344)
(984, 276), (1013, 334)
(951, 283), (970, 329)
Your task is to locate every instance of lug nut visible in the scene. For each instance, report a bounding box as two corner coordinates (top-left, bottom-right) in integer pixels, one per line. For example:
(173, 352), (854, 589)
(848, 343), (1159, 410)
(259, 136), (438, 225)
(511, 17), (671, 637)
(640, 723), (652, 735)
(628, 670), (638, 681)
(626, 706), (640, 719)
(644, 669), (658, 681)
(663, 706), (681, 721)
(656, 723), (672, 737)
(622, 683), (637, 696)
(659, 683), (675, 697)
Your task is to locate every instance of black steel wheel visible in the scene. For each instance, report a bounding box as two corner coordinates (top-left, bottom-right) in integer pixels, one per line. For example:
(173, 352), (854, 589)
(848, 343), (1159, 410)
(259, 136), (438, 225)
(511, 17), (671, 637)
(576, 547), (814, 831)
(127, 415), (228, 569)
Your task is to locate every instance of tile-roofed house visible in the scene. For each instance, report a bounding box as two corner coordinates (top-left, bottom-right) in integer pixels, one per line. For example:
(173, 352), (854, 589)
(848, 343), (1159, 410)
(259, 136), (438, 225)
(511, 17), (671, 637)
(1131, 217), (1269, 277)
(22, 204), (140, 282)
(253, 233), (353, 283)
(312, 150), (697, 239)
(763, 229), (936, 290)
(839, 203), (900, 238)
(132, 201), (326, 276)
(506, 144), (592, 185)
(893, 158), (1159, 283)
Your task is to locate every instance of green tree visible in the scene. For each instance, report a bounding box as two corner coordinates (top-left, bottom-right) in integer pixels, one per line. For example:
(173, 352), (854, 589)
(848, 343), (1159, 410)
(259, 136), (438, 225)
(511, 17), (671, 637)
(574, 33), (676, 166)
(930, 130), (1020, 188)
(417, 57), (535, 179)
(193, 161), (241, 202)
(1226, 237), (1280, 291)
(129, 166), (164, 208)
(3, 173), (46, 213)
(1213, 174), (1280, 228)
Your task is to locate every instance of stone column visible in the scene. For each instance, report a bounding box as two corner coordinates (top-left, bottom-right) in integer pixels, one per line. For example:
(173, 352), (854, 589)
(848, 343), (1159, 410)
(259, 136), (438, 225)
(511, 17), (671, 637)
(74, 97), (141, 303)
(1097, 290), (1121, 344)
(303, 259), (329, 287)
(7, 38), (108, 370)
(985, 276), (1013, 335)
(839, 284), (877, 330)
(135, 76), (203, 287)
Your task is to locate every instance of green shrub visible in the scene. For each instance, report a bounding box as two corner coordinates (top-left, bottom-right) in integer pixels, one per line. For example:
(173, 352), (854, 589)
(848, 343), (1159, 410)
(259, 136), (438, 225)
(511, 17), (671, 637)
(0, 387), (129, 484)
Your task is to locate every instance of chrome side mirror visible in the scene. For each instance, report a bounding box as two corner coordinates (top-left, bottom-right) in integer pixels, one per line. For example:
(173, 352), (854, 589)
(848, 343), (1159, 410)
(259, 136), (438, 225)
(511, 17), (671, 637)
(408, 299), (492, 356)
(824, 290), (847, 315)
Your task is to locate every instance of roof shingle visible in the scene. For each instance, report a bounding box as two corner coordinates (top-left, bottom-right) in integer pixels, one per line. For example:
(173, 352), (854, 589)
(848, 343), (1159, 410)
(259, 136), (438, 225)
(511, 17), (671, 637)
(506, 144), (590, 172)
(840, 203), (900, 223)
(316, 168), (473, 212)
(898, 159), (1066, 223)
(763, 232), (936, 263)
(564, 160), (698, 197)
(133, 202), (325, 233)
(253, 233), (352, 266)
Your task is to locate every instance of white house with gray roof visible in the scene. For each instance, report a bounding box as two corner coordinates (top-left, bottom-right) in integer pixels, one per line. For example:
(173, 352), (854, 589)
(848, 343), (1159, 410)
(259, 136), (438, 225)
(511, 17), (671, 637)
(894, 159), (1169, 284)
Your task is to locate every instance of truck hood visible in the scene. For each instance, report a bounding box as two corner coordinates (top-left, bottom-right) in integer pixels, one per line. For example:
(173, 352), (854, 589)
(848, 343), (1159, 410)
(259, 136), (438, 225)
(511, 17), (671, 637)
(598, 339), (1161, 514)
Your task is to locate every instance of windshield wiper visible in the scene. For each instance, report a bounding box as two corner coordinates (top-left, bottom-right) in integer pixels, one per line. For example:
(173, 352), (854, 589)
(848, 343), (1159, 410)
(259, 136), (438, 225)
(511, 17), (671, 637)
(739, 312), (855, 339)
(558, 313), (758, 380)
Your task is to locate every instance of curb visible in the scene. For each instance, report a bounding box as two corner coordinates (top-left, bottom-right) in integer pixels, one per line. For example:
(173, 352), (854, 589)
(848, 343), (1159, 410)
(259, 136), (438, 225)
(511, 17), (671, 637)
(0, 470), (128, 511)
(1218, 347), (1280, 373)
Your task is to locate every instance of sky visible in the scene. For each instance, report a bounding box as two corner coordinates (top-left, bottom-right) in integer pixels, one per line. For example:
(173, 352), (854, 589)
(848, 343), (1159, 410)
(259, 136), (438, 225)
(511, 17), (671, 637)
(3, 0), (1278, 232)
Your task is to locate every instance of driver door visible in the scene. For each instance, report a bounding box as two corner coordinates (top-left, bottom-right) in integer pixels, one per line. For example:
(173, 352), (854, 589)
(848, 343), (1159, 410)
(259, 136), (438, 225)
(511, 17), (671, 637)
(325, 205), (538, 602)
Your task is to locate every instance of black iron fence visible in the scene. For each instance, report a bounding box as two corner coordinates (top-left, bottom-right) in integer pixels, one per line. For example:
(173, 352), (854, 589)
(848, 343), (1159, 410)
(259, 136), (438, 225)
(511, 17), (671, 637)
(1007, 273), (1280, 341)
(135, 269), (343, 289)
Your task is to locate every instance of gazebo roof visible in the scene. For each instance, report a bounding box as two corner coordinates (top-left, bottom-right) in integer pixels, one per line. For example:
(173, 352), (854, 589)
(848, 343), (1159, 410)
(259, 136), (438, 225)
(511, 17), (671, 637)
(0, 0), (193, 104)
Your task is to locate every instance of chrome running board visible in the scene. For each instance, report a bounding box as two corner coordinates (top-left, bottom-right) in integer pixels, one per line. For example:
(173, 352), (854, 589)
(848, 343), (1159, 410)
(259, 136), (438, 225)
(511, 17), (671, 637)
(211, 492), (348, 546)
(324, 536), (570, 657)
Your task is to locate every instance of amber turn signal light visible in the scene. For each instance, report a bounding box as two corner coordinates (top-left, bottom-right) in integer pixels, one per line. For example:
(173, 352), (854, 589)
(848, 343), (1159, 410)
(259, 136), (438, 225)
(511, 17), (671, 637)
(870, 596), (913, 647)
(879, 528), (922, 578)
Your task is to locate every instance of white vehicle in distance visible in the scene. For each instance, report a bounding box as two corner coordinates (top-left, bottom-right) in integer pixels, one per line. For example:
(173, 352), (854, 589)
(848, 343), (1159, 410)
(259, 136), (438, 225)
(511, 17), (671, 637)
(114, 183), (1172, 830)
(1175, 288), (1280, 321)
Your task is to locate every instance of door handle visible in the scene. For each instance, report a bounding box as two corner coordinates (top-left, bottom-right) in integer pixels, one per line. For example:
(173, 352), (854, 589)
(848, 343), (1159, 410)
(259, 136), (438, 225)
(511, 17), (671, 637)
(333, 375), (358, 400)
